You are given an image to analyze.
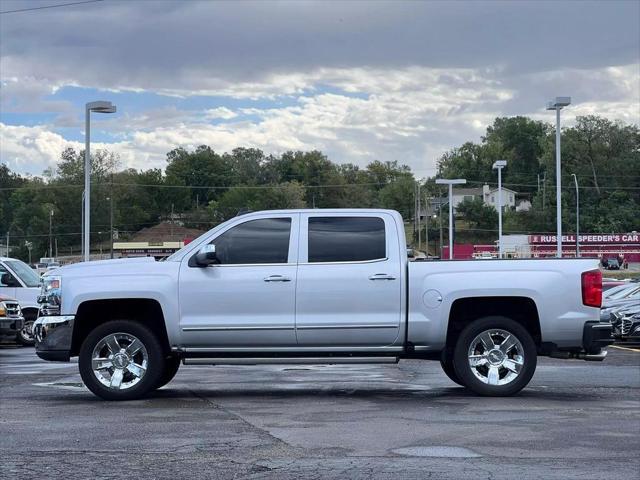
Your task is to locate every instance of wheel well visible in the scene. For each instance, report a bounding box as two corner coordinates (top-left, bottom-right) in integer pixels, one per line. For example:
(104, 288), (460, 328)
(70, 299), (170, 356)
(21, 307), (39, 321)
(445, 297), (541, 351)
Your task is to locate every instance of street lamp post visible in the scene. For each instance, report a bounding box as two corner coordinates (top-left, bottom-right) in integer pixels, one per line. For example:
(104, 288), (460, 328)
(546, 96), (571, 258)
(571, 173), (580, 257)
(492, 160), (507, 258)
(435, 179), (466, 259)
(25, 241), (32, 265)
(84, 101), (116, 262)
(48, 209), (54, 258)
(106, 195), (114, 259)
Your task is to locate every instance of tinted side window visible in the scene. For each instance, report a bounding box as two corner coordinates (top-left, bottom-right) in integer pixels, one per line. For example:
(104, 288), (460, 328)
(213, 218), (291, 264)
(308, 217), (386, 263)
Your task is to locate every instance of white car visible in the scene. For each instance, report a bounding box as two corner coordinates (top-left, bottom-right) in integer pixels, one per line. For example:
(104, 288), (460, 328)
(0, 257), (40, 345)
(33, 209), (612, 400)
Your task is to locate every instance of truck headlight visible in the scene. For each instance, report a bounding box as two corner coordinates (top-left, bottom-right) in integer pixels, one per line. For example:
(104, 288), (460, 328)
(39, 275), (62, 314)
(0, 302), (5, 316)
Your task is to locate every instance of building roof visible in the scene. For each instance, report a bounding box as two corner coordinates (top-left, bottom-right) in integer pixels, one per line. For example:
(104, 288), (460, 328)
(130, 222), (205, 243)
(487, 186), (518, 195)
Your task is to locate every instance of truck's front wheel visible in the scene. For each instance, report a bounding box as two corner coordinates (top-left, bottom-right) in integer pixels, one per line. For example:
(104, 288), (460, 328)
(79, 320), (165, 401)
(440, 353), (464, 386)
(453, 316), (537, 396)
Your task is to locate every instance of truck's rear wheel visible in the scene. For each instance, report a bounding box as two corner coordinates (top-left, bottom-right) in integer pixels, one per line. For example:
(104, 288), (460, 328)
(453, 316), (537, 396)
(79, 320), (165, 401)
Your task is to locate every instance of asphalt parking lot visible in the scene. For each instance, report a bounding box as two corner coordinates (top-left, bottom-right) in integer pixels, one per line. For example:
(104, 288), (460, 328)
(1, 346), (639, 480)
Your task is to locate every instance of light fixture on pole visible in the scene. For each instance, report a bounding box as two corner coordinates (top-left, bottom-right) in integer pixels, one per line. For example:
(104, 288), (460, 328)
(546, 96), (571, 257)
(571, 173), (580, 257)
(84, 101), (116, 262)
(435, 178), (466, 259)
(492, 160), (507, 258)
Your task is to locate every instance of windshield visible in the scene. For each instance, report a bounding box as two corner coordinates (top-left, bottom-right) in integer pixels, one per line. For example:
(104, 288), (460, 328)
(604, 284), (629, 298)
(608, 286), (640, 300)
(5, 260), (41, 287)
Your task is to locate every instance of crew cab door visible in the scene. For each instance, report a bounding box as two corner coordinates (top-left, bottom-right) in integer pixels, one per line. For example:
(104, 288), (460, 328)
(178, 213), (299, 347)
(295, 213), (402, 346)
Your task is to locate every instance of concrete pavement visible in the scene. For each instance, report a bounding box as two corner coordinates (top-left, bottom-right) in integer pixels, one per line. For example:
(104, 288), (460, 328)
(1, 345), (639, 479)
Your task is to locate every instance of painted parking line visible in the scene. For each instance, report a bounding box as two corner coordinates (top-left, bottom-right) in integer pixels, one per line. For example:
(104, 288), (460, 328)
(611, 345), (640, 353)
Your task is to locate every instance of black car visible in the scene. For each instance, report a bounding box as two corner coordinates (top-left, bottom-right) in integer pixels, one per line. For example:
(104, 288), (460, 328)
(606, 258), (620, 270)
(610, 303), (640, 342)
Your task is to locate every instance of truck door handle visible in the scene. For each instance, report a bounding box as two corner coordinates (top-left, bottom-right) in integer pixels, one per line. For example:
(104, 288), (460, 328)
(368, 273), (396, 281)
(263, 275), (291, 282)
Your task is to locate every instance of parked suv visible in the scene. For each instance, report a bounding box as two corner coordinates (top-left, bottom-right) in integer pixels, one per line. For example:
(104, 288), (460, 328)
(0, 257), (40, 345)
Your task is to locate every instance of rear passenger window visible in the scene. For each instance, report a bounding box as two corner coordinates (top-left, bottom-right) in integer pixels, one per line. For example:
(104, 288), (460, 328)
(308, 217), (386, 263)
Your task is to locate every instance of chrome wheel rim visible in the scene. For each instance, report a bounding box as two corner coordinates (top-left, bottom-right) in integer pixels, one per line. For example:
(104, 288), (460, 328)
(19, 321), (35, 342)
(91, 333), (148, 390)
(467, 329), (524, 386)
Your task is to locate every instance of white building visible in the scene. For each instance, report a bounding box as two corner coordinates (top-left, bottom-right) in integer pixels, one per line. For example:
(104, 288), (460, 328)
(449, 184), (518, 211)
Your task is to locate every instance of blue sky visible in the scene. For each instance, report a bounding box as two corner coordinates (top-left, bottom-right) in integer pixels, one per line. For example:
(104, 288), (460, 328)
(1, 0), (638, 176)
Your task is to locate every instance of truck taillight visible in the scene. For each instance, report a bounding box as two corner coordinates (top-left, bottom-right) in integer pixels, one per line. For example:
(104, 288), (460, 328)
(581, 270), (602, 308)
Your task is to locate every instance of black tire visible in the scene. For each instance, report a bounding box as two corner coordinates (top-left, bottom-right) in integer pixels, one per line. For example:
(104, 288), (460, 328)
(440, 352), (464, 386)
(79, 320), (166, 401)
(155, 356), (181, 390)
(16, 310), (37, 346)
(453, 316), (537, 397)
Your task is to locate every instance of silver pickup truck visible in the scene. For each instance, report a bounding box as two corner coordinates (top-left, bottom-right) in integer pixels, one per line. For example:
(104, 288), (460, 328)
(33, 209), (612, 400)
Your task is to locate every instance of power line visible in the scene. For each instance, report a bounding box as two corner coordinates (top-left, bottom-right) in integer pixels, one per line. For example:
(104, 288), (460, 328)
(0, 0), (104, 14)
(0, 180), (396, 192)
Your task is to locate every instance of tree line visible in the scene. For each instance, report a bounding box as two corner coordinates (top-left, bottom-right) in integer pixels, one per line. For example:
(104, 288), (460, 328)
(1, 114), (638, 261)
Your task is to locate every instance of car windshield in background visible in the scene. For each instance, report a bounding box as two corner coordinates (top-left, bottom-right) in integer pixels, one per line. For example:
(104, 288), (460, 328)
(6, 260), (40, 287)
(608, 285), (640, 300)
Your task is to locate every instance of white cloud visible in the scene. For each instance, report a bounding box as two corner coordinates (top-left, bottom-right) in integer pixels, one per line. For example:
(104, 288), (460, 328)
(1, 63), (638, 179)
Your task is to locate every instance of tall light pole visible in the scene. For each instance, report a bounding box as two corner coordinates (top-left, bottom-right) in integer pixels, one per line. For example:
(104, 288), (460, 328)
(84, 101), (116, 262)
(546, 96), (571, 257)
(492, 160), (507, 258)
(435, 178), (466, 259)
(106, 194), (114, 259)
(571, 173), (580, 257)
(49, 209), (54, 258)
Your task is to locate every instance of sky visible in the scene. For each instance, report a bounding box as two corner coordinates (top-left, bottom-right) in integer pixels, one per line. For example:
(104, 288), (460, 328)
(1, 0), (638, 178)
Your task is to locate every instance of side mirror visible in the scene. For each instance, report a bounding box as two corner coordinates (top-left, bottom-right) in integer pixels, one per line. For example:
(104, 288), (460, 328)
(1, 272), (18, 287)
(194, 244), (218, 267)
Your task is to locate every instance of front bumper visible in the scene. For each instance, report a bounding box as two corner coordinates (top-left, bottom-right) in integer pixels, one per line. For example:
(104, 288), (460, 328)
(33, 315), (74, 361)
(0, 317), (24, 337)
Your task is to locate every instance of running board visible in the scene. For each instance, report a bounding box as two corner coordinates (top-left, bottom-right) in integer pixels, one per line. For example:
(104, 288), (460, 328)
(183, 356), (399, 365)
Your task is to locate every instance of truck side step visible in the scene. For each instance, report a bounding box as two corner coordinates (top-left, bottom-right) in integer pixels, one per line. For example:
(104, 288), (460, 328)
(182, 356), (399, 365)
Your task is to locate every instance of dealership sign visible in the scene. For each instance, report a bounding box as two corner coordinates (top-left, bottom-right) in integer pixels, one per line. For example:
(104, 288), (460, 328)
(529, 234), (640, 244)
